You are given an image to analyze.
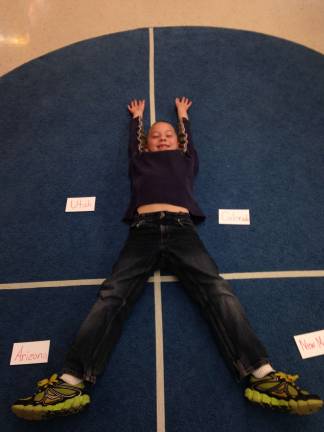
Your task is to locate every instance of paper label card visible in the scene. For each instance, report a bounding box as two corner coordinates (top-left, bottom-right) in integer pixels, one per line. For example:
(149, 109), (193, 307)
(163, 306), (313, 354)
(10, 340), (50, 365)
(294, 330), (324, 359)
(219, 209), (250, 225)
(65, 197), (96, 212)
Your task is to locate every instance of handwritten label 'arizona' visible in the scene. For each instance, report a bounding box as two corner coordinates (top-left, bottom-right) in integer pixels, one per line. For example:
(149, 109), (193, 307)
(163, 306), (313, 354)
(10, 340), (50, 365)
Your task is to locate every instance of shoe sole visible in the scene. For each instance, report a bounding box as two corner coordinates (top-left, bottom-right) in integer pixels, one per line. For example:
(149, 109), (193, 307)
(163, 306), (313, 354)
(12, 394), (91, 421)
(244, 388), (323, 415)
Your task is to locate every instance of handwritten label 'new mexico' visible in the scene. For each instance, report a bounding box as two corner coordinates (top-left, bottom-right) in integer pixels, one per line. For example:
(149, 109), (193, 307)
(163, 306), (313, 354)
(10, 340), (50, 365)
(294, 330), (324, 359)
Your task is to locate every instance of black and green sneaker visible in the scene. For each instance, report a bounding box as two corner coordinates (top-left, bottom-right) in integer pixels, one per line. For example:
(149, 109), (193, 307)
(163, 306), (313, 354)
(244, 371), (323, 415)
(12, 373), (90, 421)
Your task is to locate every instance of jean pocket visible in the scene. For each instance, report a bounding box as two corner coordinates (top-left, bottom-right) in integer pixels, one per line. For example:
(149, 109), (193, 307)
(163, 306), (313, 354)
(130, 219), (144, 228)
(176, 217), (194, 228)
(130, 219), (156, 229)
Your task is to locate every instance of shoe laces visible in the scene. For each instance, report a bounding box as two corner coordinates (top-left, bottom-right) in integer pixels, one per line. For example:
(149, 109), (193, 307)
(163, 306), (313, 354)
(37, 373), (59, 389)
(276, 372), (313, 396)
(275, 372), (299, 383)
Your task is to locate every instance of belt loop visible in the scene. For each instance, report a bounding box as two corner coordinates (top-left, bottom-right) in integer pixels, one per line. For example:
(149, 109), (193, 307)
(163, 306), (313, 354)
(160, 211), (165, 219)
(136, 220), (144, 228)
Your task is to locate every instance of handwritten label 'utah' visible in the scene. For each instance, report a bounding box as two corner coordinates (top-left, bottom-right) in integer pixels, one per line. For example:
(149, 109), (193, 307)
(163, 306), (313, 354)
(65, 197), (96, 212)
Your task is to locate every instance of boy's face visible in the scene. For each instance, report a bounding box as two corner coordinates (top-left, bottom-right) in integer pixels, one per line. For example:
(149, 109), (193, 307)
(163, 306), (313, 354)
(147, 122), (179, 152)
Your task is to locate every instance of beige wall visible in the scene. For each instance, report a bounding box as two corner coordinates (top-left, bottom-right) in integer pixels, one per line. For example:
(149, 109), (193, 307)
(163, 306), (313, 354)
(1, 0), (324, 76)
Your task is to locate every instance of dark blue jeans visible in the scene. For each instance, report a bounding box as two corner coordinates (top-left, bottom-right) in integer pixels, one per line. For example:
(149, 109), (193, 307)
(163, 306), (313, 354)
(62, 211), (269, 383)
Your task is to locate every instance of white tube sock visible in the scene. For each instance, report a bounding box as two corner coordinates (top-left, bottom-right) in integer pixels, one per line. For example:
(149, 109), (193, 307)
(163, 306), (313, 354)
(60, 373), (83, 385)
(251, 364), (275, 379)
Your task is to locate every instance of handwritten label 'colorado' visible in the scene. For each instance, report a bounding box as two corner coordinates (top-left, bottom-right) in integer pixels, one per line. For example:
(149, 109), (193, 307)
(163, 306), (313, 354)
(219, 209), (250, 225)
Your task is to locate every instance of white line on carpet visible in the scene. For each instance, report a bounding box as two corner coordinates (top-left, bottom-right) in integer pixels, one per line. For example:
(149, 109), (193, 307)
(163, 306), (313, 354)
(153, 269), (166, 432)
(149, 26), (165, 432)
(1, 270), (324, 290)
(149, 27), (156, 126)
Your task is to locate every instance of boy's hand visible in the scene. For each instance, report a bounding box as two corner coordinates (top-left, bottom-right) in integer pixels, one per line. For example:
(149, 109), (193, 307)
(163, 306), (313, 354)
(175, 97), (192, 119)
(128, 99), (145, 118)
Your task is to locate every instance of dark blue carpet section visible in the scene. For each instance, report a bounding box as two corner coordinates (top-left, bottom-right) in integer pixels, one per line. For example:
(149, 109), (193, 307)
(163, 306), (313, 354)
(155, 27), (324, 273)
(162, 279), (324, 431)
(0, 29), (149, 283)
(0, 283), (156, 431)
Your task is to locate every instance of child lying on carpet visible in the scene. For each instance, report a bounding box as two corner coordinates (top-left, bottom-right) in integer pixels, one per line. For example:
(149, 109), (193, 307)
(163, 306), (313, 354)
(11, 97), (323, 420)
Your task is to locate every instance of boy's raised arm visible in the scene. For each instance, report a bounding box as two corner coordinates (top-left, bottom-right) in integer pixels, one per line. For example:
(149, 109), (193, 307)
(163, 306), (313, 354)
(127, 99), (145, 156)
(175, 97), (198, 172)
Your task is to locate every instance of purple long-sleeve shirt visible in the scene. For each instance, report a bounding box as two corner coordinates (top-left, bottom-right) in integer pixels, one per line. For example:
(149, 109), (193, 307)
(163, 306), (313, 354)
(123, 117), (206, 224)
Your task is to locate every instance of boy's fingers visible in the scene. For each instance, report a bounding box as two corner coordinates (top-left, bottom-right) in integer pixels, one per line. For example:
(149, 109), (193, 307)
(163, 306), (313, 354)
(129, 99), (145, 106)
(128, 99), (145, 113)
(176, 96), (191, 103)
(175, 97), (192, 108)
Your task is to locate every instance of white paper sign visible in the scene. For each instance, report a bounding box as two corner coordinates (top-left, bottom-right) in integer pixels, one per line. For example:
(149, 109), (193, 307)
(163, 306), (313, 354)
(294, 330), (324, 359)
(10, 340), (50, 365)
(65, 197), (96, 212)
(219, 209), (250, 225)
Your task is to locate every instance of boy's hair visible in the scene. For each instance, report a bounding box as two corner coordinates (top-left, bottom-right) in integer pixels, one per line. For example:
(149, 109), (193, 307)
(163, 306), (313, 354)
(137, 118), (188, 153)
